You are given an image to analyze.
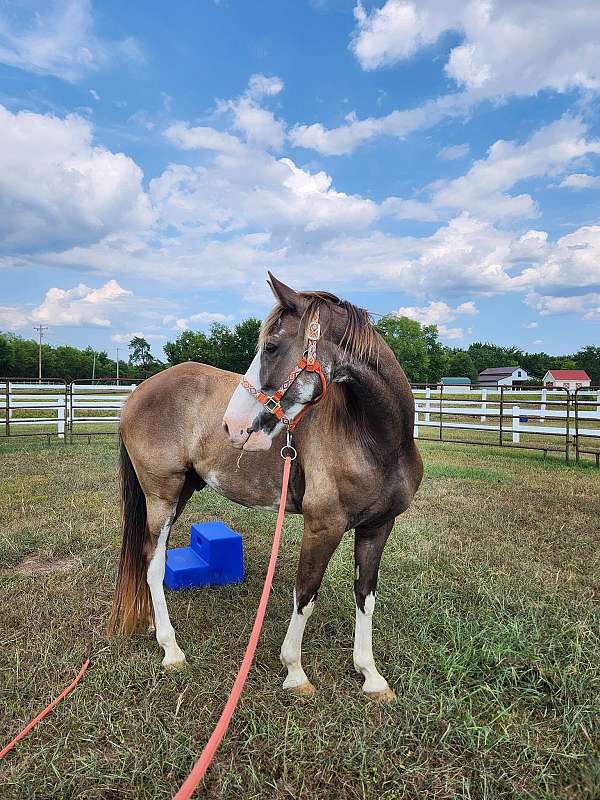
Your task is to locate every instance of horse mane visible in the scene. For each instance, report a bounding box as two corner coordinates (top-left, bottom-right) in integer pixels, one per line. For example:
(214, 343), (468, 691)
(259, 291), (380, 451)
(259, 290), (377, 363)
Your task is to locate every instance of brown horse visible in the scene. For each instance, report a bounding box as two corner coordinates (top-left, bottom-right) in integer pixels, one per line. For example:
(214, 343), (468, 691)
(108, 274), (422, 700)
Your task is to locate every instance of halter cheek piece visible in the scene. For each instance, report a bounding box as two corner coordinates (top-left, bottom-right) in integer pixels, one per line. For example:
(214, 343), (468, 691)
(240, 308), (328, 439)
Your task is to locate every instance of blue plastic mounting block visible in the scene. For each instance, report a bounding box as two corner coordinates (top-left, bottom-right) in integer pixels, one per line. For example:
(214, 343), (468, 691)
(164, 521), (244, 591)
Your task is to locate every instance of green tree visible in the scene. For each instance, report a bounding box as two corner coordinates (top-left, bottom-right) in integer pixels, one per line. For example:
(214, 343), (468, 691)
(129, 336), (151, 369)
(467, 342), (524, 374)
(164, 330), (213, 365)
(445, 349), (479, 383)
(422, 325), (448, 383)
(573, 345), (600, 384)
(163, 318), (261, 373)
(375, 316), (429, 383)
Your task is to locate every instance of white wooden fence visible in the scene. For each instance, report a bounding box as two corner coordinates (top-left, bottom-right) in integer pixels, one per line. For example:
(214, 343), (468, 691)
(0, 381), (137, 438)
(2, 382), (599, 453)
(412, 386), (600, 445)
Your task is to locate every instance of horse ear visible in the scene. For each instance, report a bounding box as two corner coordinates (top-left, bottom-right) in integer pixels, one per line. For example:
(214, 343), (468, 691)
(267, 272), (301, 311)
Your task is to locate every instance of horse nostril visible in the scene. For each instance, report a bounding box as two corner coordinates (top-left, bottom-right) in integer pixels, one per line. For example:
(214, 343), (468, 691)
(222, 420), (230, 437)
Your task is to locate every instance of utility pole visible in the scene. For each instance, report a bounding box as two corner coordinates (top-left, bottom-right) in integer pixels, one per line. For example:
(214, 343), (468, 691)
(33, 325), (48, 383)
(116, 347), (120, 385)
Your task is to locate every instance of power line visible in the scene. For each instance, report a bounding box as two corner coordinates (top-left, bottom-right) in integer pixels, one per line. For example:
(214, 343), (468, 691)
(33, 325), (48, 382)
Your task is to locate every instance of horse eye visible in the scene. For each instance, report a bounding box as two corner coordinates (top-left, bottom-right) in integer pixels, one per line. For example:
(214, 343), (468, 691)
(264, 342), (278, 354)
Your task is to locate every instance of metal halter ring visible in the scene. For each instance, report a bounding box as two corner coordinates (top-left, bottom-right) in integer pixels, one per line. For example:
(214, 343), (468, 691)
(280, 429), (297, 460)
(280, 444), (297, 460)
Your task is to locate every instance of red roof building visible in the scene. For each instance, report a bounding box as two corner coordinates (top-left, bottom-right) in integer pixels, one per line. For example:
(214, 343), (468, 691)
(542, 370), (591, 390)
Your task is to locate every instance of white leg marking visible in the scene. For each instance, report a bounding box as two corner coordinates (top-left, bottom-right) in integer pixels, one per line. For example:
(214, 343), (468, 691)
(280, 590), (315, 689)
(353, 592), (389, 694)
(147, 511), (186, 669)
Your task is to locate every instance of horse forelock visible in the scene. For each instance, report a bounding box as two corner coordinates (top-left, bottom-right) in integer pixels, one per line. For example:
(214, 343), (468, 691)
(259, 292), (377, 364)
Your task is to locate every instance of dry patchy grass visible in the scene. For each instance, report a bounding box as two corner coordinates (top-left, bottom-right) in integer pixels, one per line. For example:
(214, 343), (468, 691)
(0, 437), (598, 799)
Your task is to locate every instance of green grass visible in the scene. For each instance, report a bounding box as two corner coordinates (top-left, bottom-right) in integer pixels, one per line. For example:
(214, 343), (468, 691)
(0, 438), (599, 799)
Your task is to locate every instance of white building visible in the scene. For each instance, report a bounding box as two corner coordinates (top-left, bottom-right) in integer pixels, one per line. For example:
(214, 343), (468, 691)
(478, 366), (529, 387)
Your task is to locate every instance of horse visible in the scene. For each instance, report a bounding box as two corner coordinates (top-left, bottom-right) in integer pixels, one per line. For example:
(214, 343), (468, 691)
(108, 274), (423, 700)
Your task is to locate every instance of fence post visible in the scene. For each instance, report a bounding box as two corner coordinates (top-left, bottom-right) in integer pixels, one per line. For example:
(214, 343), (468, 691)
(512, 405), (520, 444)
(57, 405), (65, 439)
(480, 387), (487, 422)
(565, 389), (571, 463)
(4, 380), (9, 437)
(541, 387), (546, 423)
(425, 386), (431, 423)
(414, 410), (419, 438)
(439, 384), (444, 441)
(499, 387), (504, 445)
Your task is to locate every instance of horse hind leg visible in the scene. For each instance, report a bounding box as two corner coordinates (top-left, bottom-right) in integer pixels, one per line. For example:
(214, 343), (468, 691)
(145, 496), (187, 669)
(353, 519), (396, 701)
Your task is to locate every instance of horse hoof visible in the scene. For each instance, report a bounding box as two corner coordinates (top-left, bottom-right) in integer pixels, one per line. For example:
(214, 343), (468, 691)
(364, 686), (396, 703)
(290, 680), (315, 697)
(162, 654), (187, 671)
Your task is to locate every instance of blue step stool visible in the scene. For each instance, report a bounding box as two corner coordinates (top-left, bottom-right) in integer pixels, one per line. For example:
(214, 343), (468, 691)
(164, 521), (244, 591)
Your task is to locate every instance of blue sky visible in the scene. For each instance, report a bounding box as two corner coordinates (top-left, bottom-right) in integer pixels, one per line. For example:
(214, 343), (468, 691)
(1, 0), (599, 360)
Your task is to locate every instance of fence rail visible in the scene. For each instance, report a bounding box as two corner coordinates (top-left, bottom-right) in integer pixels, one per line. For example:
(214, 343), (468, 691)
(1, 378), (599, 465)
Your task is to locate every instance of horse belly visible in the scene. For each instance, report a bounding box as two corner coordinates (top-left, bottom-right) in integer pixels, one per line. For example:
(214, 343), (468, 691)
(201, 465), (288, 513)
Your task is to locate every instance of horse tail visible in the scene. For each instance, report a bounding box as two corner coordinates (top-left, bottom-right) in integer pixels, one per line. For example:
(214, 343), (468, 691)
(106, 436), (152, 636)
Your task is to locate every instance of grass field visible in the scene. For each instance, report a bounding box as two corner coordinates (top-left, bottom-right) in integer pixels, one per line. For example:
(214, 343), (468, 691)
(0, 437), (599, 799)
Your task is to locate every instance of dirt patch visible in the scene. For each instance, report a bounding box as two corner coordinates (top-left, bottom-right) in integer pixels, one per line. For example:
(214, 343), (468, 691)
(16, 554), (79, 576)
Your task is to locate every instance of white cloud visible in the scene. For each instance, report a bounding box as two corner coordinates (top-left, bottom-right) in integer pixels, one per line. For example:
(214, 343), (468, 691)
(89, 89), (100, 101)
(0, 306), (28, 330)
(525, 291), (600, 317)
(515, 226), (600, 292)
(111, 331), (165, 343)
(217, 74), (286, 151)
(558, 173), (600, 189)
(524, 321), (539, 329)
(383, 116), (600, 222)
(247, 73), (284, 99)
(351, 1), (600, 96)
(165, 122), (243, 154)
(286, 1), (600, 157)
(390, 298), (479, 339)
(0, 0), (143, 82)
(0, 105), (155, 253)
(151, 136), (377, 239)
(31, 280), (131, 327)
(438, 143), (470, 161)
(289, 93), (473, 156)
(163, 311), (234, 330)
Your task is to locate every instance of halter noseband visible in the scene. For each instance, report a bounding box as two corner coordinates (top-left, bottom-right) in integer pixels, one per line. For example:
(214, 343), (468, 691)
(240, 307), (328, 434)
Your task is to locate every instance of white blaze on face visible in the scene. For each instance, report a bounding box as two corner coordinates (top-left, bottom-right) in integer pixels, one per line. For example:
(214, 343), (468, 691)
(222, 351), (272, 449)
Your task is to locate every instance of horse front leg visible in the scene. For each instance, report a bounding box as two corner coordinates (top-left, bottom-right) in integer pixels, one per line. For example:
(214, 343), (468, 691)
(280, 510), (344, 695)
(353, 518), (396, 701)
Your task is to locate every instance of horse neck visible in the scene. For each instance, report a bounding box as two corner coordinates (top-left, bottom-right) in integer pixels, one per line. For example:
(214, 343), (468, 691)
(338, 348), (413, 455)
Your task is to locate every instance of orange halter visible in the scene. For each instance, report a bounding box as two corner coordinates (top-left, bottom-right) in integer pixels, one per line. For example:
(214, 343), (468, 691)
(240, 308), (327, 434)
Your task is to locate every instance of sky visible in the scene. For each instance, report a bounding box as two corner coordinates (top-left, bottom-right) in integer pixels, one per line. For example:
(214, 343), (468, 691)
(1, 0), (599, 361)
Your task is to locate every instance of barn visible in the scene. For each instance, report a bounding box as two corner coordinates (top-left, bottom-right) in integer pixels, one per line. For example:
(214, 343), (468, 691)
(478, 366), (529, 387)
(542, 369), (591, 391)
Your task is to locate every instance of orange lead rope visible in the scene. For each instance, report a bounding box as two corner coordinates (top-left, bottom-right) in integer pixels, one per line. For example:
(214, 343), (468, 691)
(173, 454), (293, 800)
(0, 651), (91, 760)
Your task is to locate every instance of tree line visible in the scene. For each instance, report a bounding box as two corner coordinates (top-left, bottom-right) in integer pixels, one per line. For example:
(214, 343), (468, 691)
(1, 315), (598, 384)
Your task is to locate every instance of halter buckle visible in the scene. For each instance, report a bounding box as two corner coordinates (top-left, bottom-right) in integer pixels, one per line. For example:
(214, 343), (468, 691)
(264, 396), (281, 414)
